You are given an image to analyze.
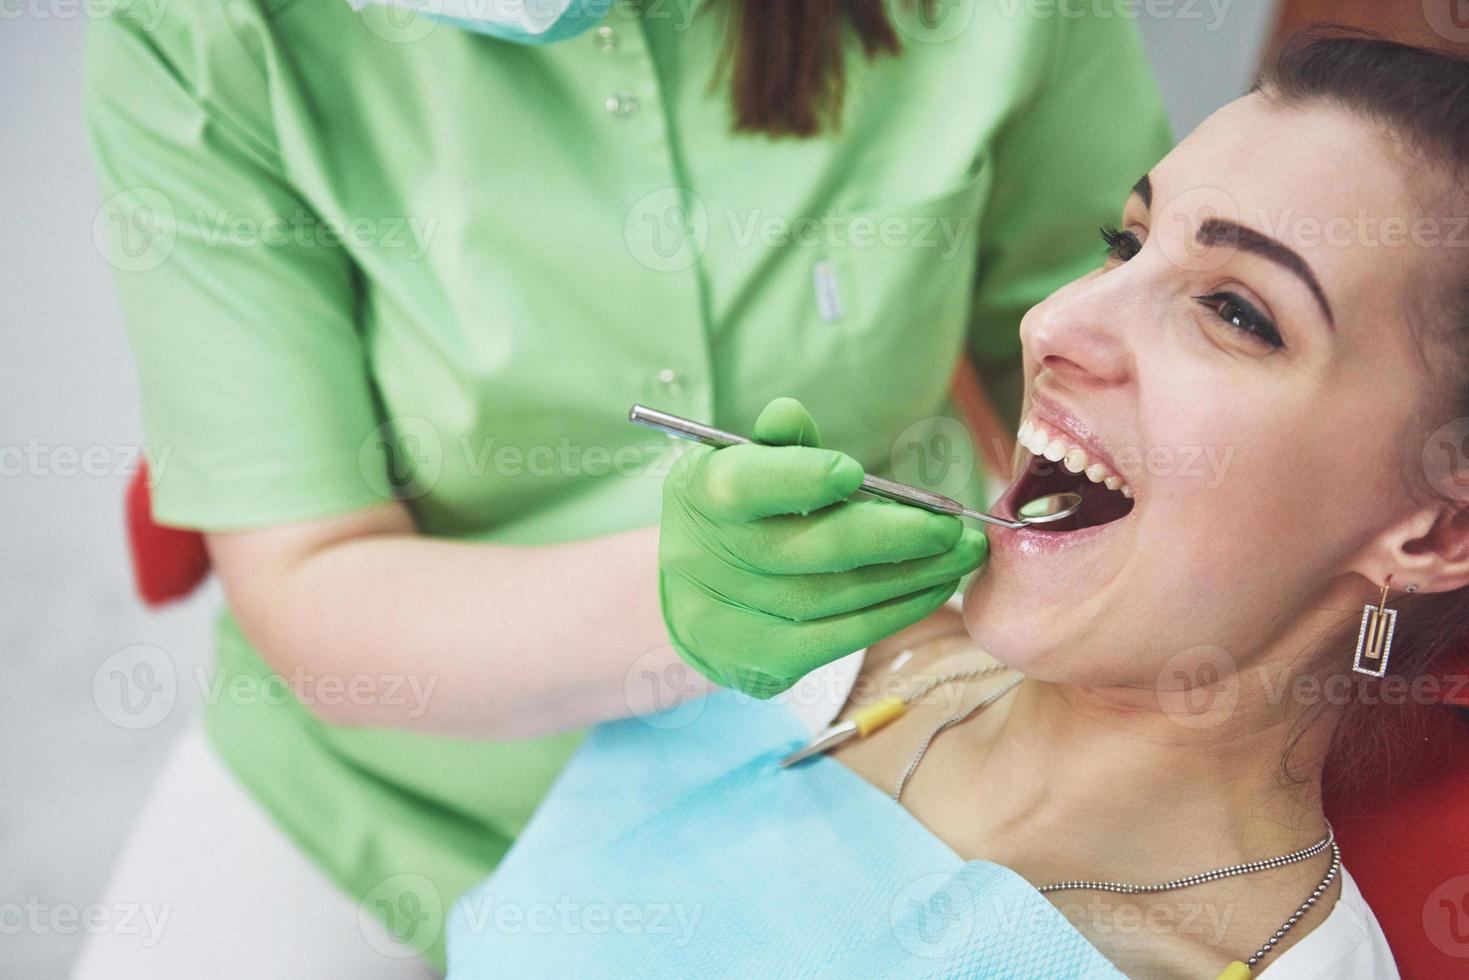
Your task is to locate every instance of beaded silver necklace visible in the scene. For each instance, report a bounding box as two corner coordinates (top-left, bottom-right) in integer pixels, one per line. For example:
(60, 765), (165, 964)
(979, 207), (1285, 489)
(892, 672), (1341, 975)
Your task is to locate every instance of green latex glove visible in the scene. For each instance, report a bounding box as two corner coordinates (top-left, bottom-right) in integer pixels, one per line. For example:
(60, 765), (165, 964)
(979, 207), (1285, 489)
(658, 397), (988, 698)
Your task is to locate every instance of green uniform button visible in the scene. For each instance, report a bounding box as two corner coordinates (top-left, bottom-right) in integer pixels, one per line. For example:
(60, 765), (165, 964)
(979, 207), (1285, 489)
(658, 368), (685, 399)
(605, 90), (639, 116)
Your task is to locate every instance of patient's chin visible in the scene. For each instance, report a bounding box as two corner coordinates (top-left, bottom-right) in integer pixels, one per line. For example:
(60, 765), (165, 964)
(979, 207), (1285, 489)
(961, 568), (1012, 645)
(962, 581), (1122, 685)
(959, 596), (1050, 675)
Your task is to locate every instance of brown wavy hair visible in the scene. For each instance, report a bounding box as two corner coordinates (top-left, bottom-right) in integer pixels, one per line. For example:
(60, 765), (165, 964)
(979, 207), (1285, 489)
(718, 0), (905, 136)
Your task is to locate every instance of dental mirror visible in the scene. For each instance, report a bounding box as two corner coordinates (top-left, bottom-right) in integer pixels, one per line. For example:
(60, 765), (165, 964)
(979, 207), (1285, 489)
(627, 405), (1086, 531)
(1015, 492), (1084, 525)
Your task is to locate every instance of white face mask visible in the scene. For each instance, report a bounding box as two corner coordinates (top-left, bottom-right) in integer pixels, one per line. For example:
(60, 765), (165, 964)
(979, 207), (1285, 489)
(344, 0), (615, 45)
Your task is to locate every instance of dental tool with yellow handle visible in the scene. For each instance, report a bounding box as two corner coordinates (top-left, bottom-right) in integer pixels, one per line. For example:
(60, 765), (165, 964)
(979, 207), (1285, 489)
(628, 405), (1082, 530)
(778, 665), (1012, 767)
(777, 697), (907, 768)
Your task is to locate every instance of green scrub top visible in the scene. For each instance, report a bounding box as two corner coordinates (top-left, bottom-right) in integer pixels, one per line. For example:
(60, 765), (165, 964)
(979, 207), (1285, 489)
(86, 0), (1170, 966)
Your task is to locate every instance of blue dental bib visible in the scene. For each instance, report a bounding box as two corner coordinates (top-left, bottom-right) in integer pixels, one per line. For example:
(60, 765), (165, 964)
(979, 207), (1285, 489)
(446, 690), (1127, 978)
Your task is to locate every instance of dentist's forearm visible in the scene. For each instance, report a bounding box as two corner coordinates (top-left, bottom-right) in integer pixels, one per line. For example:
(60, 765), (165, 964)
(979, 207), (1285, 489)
(206, 505), (711, 738)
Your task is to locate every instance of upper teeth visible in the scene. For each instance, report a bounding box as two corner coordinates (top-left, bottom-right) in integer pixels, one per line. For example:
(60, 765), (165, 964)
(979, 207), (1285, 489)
(1017, 419), (1134, 499)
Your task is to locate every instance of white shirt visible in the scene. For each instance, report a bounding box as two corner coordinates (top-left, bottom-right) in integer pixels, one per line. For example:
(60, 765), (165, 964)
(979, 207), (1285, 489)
(784, 652), (1401, 980)
(1259, 867), (1398, 979)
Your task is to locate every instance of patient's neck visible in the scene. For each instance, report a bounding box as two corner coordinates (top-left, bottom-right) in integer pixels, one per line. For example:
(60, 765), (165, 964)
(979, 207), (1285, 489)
(965, 673), (1334, 879)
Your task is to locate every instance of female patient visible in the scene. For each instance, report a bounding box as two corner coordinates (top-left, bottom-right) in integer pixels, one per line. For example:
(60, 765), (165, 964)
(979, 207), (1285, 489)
(446, 34), (1469, 979)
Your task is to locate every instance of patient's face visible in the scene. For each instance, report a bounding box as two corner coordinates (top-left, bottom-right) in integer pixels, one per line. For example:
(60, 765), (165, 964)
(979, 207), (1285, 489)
(964, 93), (1456, 689)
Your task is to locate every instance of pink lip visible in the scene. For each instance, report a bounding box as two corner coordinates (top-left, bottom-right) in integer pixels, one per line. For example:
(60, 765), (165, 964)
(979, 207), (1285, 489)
(987, 517), (1119, 556)
(1025, 391), (1129, 483)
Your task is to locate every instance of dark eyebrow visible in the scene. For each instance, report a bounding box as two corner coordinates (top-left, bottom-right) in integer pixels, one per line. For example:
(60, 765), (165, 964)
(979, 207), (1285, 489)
(1198, 218), (1336, 328)
(1131, 174), (1152, 208)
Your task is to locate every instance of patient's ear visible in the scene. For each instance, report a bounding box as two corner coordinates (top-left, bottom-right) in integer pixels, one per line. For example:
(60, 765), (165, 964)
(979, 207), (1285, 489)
(1359, 503), (1469, 594)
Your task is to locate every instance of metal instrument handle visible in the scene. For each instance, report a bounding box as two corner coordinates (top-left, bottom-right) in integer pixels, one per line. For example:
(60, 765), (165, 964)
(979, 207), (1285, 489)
(628, 404), (1032, 529)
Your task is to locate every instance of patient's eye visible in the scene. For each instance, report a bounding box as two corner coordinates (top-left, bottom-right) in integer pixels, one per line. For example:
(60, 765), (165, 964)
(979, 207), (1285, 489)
(1194, 291), (1285, 350)
(1100, 225), (1142, 262)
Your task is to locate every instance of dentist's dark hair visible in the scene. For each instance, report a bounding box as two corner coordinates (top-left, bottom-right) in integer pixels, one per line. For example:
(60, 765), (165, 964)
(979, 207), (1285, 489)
(1258, 29), (1469, 791)
(720, 0), (904, 137)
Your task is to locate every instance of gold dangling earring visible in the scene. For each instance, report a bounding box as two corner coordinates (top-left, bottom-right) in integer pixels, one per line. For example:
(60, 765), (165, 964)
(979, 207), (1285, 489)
(1353, 577), (1415, 677)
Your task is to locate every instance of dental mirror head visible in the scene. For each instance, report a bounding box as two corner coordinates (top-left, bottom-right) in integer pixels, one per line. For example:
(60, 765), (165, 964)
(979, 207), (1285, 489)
(1015, 491), (1083, 526)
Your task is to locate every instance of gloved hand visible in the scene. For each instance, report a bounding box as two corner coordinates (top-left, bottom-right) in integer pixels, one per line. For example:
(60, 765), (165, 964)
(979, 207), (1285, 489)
(658, 397), (988, 698)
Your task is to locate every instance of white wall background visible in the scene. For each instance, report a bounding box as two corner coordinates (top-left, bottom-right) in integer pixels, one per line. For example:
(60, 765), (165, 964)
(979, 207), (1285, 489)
(1, 12), (225, 978)
(0, 4), (1276, 976)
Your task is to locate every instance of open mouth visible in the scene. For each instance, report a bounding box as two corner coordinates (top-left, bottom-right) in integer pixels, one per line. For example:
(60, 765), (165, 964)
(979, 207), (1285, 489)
(1005, 418), (1136, 533)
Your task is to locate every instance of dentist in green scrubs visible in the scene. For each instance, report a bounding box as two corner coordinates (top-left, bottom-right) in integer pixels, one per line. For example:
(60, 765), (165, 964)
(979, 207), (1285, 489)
(81, 0), (1169, 974)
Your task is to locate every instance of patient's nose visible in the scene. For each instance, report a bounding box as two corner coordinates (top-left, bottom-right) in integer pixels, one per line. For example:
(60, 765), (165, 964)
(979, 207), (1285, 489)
(1019, 278), (1132, 388)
